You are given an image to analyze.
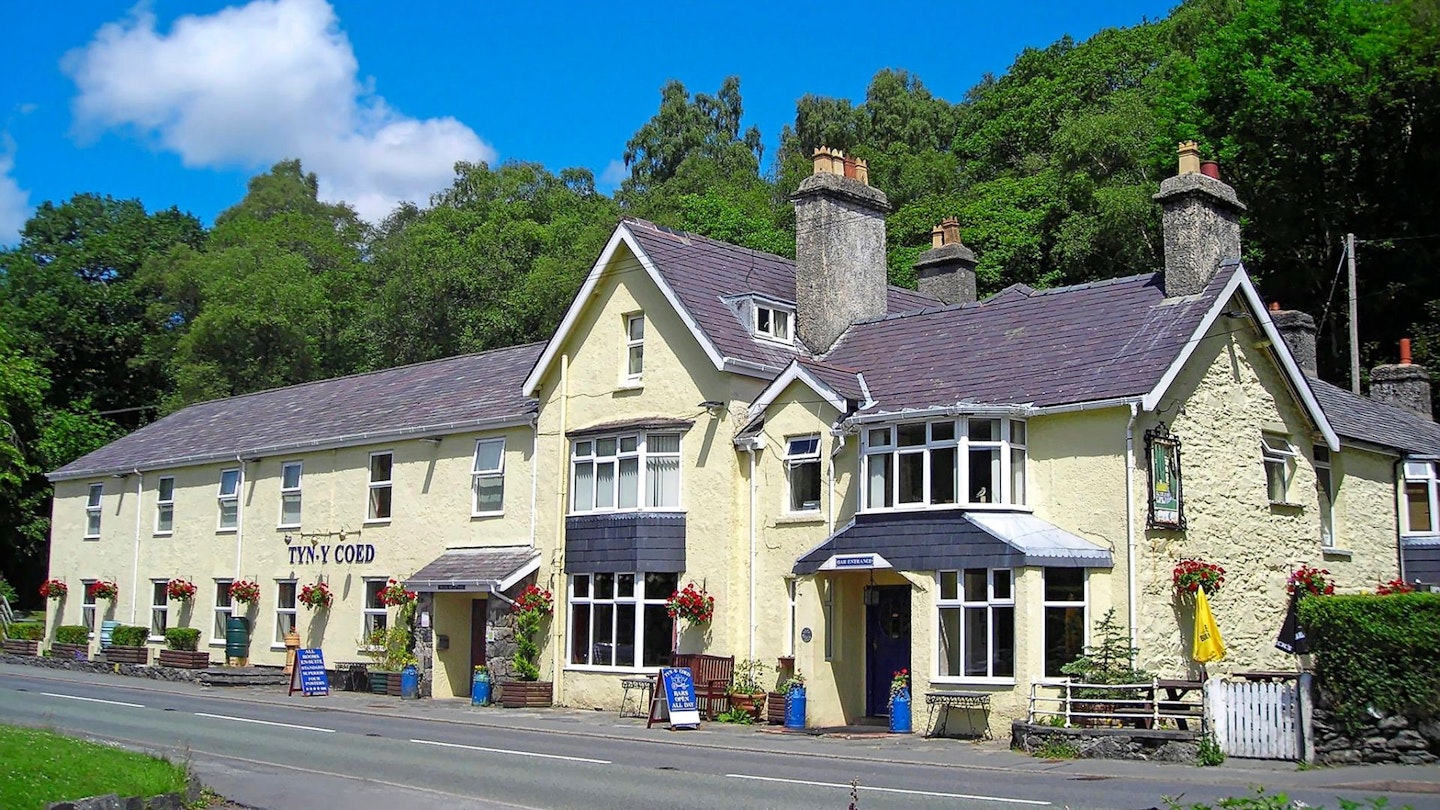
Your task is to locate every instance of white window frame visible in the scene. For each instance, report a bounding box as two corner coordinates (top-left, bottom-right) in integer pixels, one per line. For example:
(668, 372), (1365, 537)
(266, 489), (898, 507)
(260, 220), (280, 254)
(935, 568), (1015, 683)
(1042, 568), (1089, 678)
(85, 483), (103, 539)
(1261, 434), (1298, 504)
(569, 432), (681, 514)
(279, 462), (302, 528)
(275, 580), (297, 646)
(861, 417), (1027, 511)
(367, 452), (393, 522)
(471, 439), (506, 516)
(625, 313), (645, 381)
(212, 579), (233, 644)
(154, 476), (175, 535)
(753, 304), (794, 344)
(362, 578), (389, 642)
(149, 579), (169, 641)
(1315, 446), (1336, 546)
(1402, 461), (1439, 536)
(566, 572), (678, 671)
(785, 435), (822, 514)
(81, 579), (97, 638)
(217, 468), (241, 531)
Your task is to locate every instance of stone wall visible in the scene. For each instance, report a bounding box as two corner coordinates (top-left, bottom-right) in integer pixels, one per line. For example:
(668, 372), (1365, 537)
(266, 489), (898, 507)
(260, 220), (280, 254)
(1011, 721), (1200, 763)
(486, 596), (518, 683)
(0, 652), (204, 682)
(1312, 705), (1440, 765)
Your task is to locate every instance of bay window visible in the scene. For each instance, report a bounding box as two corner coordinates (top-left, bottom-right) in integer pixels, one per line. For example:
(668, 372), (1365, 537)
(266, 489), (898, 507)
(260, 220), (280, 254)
(570, 433), (681, 513)
(862, 417), (1027, 510)
(937, 569), (1014, 680)
(1403, 461), (1438, 535)
(569, 572), (678, 669)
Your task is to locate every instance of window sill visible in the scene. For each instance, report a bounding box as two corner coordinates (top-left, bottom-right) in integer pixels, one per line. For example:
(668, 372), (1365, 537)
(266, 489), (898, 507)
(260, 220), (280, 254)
(153, 531), (173, 538)
(1268, 501), (1304, 510)
(929, 677), (1015, 687)
(208, 640), (225, 647)
(858, 504), (1034, 515)
(565, 664), (661, 675)
(470, 511), (505, 520)
(568, 508), (687, 517)
(83, 536), (100, 541)
(277, 524), (301, 531)
(216, 528), (237, 535)
(363, 518), (391, 526)
(1321, 547), (1354, 559)
(147, 636), (165, 644)
(775, 513), (825, 525)
(614, 381), (644, 392)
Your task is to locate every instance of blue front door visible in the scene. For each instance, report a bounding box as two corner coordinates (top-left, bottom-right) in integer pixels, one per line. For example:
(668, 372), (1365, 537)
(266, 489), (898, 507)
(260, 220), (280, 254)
(865, 585), (911, 716)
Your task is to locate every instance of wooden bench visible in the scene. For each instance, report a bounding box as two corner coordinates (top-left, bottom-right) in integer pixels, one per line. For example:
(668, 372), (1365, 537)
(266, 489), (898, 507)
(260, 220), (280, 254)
(672, 653), (734, 720)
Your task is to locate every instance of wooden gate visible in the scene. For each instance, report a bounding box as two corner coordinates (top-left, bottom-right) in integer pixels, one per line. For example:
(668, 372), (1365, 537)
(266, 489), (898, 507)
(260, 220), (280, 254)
(1205, 678), (1307, 760)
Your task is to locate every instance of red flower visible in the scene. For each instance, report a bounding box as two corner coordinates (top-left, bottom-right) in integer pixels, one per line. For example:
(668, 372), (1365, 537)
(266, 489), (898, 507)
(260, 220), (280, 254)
(1376, 578), (1415, 596)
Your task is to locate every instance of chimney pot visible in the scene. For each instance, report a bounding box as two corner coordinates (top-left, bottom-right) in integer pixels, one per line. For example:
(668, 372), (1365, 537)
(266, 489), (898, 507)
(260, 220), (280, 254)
(1200, 160), (1221, 180)
(931, 224), (945, 249)
(1178, 140), (1202, 175)
(1401, 338), (1413, 366)
(1154, 141), (1247, 297)
(1269, 301), (1280, 312)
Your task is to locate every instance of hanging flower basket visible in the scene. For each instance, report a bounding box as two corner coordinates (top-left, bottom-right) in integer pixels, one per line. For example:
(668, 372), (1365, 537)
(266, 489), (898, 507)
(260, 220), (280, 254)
(88, 580), (119, 601)
(379, 578), (416, 607)
(1287, 566), (1335, 598)
(1172, 559), (1225, 595)
(299, 581), (333, 610)
(229, 579), (261, 605)
(39, 579), (68, 600)
(665, 582), (715, 623)
(166, 578), (197, 602)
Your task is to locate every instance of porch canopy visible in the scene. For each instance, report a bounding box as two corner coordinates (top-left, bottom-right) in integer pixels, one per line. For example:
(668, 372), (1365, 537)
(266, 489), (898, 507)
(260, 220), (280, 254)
(793, 511), (1112, 575)
(405, 545), (541, 594)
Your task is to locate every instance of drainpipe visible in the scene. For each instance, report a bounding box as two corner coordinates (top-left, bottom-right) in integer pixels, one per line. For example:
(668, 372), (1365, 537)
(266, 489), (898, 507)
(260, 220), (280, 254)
(552, 354), (568, 691)
(129, 469), (142, 624)
(1395, 458), (1408, 583)
(747, 443), (757, 662)
(235, 455), (246, 579)
(529, 414), (539, 549)
(1125, 402), (1139, 650)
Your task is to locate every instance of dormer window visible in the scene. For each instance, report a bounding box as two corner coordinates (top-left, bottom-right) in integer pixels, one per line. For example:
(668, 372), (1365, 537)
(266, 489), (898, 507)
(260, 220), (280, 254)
(755, 305), (793, 344)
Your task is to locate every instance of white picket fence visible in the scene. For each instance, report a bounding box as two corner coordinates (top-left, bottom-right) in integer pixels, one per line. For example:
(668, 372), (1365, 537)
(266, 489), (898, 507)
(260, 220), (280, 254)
(1205, 676), (1312, 761)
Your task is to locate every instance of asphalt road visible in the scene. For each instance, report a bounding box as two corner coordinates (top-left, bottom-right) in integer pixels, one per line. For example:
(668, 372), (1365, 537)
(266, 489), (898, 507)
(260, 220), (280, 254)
(1, 668), (1435, 810)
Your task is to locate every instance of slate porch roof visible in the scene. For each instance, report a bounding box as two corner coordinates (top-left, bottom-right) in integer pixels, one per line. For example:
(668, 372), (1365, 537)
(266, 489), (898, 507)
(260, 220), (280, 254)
(404, 546), (541, 593)
(50, 342), (544, 480)
(1309, 377), (1440, 456)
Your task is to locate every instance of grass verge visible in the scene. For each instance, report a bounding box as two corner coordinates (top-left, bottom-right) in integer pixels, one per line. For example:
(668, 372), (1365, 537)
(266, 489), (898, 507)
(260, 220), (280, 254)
(0, 723), (189, 810)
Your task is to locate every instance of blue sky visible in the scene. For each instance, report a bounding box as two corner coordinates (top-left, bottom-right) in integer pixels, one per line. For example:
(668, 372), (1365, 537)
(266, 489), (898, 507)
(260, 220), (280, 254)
(2, 0), (1177, 242)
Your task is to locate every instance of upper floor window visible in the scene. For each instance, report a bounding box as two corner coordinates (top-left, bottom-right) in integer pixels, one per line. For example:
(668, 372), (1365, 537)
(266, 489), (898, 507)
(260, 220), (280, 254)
(217, 469), (240, 531)
(85, 483), (103, 538)
(754, 305), (793, 344)
(1403, 461), (1437, 535)
(861, 417), (1026, 511)
(1314, 446), (1335, 546)
(1261, 434), (1297, 504)
(571, 433), (680, 513)
(279, 462), (302, 527)
(368, 452), (393, 521)
(785, 435), (821, 513)
(625, 314), (645, 380)
(472, 439), (506, 515)
(155, 476), (175, 534)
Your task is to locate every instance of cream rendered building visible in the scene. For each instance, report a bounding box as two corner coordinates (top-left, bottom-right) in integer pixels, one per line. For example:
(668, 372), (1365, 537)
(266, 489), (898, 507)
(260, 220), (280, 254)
(46, 145), (1440, 732)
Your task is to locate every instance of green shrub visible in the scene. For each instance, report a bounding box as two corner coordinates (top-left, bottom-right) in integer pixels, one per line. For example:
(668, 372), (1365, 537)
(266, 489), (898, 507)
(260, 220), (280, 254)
(110, 625), (150, 647)
(1301, 592), (1440, 726)
(164, 627), (200, 651)
(54, 626), (89, 645)
(8, 622), (43, 641)
(1195, 732), (1225, 766)
(0, 575), (17, 605)
(1032, 735), (1080, 759)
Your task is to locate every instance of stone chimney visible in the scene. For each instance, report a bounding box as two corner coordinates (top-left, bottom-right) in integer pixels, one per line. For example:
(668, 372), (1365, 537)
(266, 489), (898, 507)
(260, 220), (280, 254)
(1269, 301), (1318, 377)
(913, 217), (977, 306)
(1153, 141), (1247, 297)
(792, 146), (890, 353)
(1371, 339), (1433, 419)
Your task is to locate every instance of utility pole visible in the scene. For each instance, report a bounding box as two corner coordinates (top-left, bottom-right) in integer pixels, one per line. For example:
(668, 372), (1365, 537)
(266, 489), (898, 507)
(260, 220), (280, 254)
(1347, 233), (1360, 394)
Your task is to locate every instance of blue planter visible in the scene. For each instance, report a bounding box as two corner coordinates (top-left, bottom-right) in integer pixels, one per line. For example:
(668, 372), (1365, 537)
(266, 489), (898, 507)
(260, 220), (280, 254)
(889, 689), (912, 734)
(401, 665), (420, 700)
(471, 670), (491, 705)
(784, 687), (806, 729)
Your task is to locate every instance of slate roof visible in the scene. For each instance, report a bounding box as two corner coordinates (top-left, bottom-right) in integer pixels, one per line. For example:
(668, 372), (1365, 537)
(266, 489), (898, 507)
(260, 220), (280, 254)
(795, 358), (867, 403)
(813, 266), (1235, 410)
(1308, 377), (1440, 456)
(50, 342), (544, 480)
(623, 218), (938, 370)
(405, 546), (540, 591)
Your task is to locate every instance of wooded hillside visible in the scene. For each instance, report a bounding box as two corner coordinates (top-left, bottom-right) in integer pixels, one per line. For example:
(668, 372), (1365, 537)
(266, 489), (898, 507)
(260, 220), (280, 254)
(2, 0), (1436, 604)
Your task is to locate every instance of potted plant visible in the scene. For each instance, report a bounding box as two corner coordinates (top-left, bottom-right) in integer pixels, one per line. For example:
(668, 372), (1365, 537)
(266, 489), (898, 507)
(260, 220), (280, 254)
(51, 625), (90, 660)
(158, 627), (208, 668)
(471, 664), (491, 706)
(1287, 565), (1335, 598)
(727, 658), (769, 720)
(888, 668), (912, 733)
(89, 580), (119, 601)
(3, 622), (43, 655)
(500, 583), (554, 708)
(166, 578), (197, 603)
(665, 582), (715, 624)
(359, 627), (393, 694)
(105, 625), (150, 665)
(299, 581), (333, 610)
(1173, 558), (1225, 596)
(229, 579), (261, 607)
(780, 671), (806, 729)
(39, 579), (67, 601)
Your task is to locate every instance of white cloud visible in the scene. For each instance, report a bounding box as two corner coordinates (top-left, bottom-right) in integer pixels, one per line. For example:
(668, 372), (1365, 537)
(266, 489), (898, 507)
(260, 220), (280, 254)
(0, 135), (32, 246)
(64, 0), (495, 220)
(599, 159), (628, 190)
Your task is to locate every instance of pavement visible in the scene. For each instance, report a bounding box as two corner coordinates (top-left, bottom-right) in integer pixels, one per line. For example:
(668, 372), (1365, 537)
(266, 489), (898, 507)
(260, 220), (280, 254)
(4, 660), (1439, 798)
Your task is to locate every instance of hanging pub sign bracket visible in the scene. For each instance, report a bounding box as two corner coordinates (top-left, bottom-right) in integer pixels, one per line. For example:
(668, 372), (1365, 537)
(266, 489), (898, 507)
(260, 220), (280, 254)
(1145, 422), (1186, 530)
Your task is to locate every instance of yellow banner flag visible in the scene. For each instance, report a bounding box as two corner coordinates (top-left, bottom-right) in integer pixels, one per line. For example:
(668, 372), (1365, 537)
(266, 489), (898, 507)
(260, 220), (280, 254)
(1193, 585), (1226, 663)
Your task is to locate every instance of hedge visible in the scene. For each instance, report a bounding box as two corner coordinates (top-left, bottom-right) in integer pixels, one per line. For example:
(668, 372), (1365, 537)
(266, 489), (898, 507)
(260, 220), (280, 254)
(164, 628), (200, 651)
(110, 625), (150, 647)
(54, 626), (89, 645)
(8, 623), (43, 641)
(1300, 592), (1440, 725)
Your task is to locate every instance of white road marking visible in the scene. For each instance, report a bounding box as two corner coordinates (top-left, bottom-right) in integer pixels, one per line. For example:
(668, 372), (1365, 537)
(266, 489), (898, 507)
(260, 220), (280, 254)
(194, 712), (335, 733)
(40, 692), (145, 709)
(410, 738), (611, 764)
(725, 773), (1052, 805)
